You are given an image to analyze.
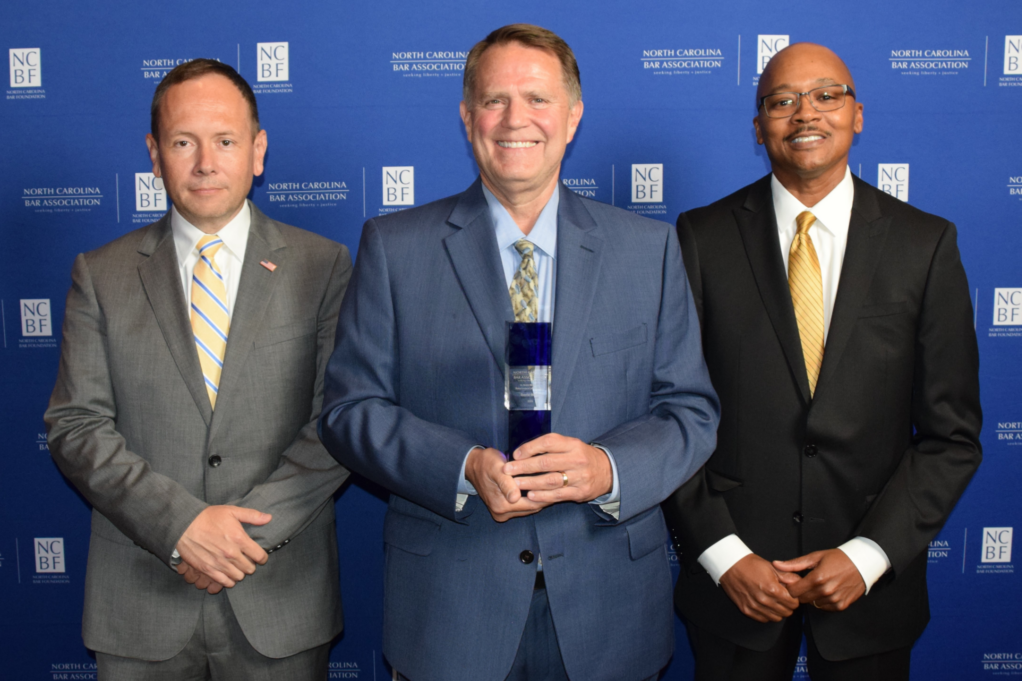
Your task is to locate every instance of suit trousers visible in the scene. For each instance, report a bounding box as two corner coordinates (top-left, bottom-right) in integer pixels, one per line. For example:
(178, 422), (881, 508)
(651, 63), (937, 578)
(398, 584), (661, 681)
(685, 612), (910, 681)
(96, 589), (330, 681)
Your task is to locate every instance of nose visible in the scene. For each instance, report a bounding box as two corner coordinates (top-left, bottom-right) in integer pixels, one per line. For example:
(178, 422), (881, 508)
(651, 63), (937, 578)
(502, 97), (527, 129)
(194, 141), (216, 175)
(791, 93), (819, 123)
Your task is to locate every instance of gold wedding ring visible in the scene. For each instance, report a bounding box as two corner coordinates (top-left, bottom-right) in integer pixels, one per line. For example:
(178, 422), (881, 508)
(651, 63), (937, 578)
(812, 600), (821, 609)
(561, 472), (569, 487)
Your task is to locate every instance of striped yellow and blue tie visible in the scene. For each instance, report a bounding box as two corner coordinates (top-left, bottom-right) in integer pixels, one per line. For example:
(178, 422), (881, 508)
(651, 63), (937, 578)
(789, 211), (825, 397)
(191, 235), (230, 408)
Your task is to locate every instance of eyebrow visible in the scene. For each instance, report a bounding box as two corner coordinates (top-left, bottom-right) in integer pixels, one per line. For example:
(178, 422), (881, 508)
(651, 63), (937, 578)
(767, 77), (838, 93)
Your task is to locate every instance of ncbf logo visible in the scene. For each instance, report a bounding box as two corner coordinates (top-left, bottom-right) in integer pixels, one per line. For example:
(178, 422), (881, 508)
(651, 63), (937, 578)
(758, 35), (789, 74)
(9, 48), (41, 88)
(994, 289), (1022, 325)
(382, 167), (414, 206)
(135, 173), (167, 212)
(632, 164), (663, 203)
(982, 527), (1012, 563)
(34, 537), (65, 573)
(1006, 36), (1022, 74)
(258, 42), (289, 82)
(21, 299), (51, 336)
(878, 164), (909, 202)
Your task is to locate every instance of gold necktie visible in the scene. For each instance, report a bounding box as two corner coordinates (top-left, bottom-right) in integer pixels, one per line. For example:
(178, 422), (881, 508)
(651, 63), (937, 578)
(191, 235), (231, 408)
(789, 211), (824, 397)
(510, 239), (538, 323)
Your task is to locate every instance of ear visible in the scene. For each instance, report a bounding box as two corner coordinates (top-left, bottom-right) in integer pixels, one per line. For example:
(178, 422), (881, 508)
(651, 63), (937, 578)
(753, 116), (764, 145)
(459, 100), (473, 143)
(853, 102), (864, 134)
(145, 134), (162, 177)
(566, 100), (584, 144)
(252, 128), (268, 177)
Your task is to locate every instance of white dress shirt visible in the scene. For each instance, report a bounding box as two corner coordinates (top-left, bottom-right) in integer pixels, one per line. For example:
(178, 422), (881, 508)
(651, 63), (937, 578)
(171, 202), (252, 318)
(697, 167), (891, 594)
(455, 185), (621, 519)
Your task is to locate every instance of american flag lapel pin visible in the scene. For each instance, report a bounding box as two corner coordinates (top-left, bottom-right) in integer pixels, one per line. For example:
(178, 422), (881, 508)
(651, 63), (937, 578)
(260, 260), (277, 272)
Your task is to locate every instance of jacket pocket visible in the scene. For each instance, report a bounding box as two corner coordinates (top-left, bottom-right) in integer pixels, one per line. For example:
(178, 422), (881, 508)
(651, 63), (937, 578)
(626, 508), (669, 560)
(383, 510), (440, 556)
(706, 469), (743, 492)
(252, 317), (317, 348)
(858, 301), (911, 318)
(590, 324), (647, 357)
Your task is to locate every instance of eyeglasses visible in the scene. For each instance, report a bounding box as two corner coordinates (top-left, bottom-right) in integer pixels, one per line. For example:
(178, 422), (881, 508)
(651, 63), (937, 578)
(758, 84), (856, 119)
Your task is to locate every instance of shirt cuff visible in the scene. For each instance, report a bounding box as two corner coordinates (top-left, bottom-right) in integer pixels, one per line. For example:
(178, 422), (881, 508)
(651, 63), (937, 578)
(456, 446), (483, 512)
(698, 534), (753, 585)
(589, 444), (620, 519)
(837, 536), (891, 595)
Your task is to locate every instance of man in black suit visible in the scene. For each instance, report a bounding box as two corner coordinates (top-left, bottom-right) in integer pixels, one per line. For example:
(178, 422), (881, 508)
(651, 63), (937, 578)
(663, 43), (982, 681)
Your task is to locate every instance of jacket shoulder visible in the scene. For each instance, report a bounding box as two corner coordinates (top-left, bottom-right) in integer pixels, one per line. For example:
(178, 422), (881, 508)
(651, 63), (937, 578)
(574, 194), (674, 238)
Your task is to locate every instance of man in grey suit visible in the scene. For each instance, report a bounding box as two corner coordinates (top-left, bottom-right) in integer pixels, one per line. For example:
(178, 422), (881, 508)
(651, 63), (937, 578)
(319, 24), (719, 681)
(45, 59), (351, 680)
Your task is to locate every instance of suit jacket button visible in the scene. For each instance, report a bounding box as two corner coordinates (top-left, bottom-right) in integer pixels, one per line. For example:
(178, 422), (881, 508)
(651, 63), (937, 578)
(793, 511), (803, 524)
(803, 444), (818, 458)
(519, 550), (535, 564)
(208, 455), (222, 467)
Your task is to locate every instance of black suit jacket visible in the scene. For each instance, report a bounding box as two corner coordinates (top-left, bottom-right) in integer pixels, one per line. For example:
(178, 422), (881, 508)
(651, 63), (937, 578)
(663, 174), (982, 660)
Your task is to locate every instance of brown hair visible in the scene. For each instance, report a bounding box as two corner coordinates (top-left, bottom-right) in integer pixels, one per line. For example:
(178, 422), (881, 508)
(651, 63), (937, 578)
(150, 59), (259, 139)
(463, 24), (581, 105)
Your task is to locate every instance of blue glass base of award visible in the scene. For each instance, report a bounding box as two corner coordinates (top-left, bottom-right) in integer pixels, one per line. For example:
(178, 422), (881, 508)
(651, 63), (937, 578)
(505, 322), (552, 457)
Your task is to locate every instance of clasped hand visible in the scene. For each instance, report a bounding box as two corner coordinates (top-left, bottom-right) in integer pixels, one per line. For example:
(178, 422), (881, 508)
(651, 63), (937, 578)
(175, 505), (271, 594)
(465, 433), (613, 522)
(720, 549), (866, 623)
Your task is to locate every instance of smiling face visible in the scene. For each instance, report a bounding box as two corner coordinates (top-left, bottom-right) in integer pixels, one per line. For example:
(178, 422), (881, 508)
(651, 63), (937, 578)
(460, 42), (583, 205)
(754, 43), (863, 193)
(145, 73), (267, 234)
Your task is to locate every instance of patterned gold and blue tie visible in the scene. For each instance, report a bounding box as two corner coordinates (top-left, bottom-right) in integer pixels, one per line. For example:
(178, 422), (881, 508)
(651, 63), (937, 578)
(789, 211), (825, 397)
(510, 239), (538, 323)
(191, 235), (230, 408)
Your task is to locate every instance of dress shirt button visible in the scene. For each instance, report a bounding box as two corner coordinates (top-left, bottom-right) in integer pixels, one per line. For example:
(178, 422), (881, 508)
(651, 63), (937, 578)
(208, 455), (222, 468)
(792, 511), (803, 524)
(803, 444), (818, 458)
(519, 550), (535, 564)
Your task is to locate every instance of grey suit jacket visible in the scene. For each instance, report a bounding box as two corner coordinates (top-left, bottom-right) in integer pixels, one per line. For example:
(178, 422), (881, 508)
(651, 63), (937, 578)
(45, 203), (352, 660)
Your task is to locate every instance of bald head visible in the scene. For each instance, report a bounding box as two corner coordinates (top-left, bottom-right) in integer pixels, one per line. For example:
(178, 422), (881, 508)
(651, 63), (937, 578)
(757, 43), (856, 103)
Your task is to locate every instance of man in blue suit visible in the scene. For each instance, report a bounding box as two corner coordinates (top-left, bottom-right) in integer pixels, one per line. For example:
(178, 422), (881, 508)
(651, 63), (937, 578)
(319, 24), (719, 681)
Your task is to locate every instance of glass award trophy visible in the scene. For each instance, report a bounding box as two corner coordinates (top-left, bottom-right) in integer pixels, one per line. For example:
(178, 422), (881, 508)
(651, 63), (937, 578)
(505, 322), (552, 457)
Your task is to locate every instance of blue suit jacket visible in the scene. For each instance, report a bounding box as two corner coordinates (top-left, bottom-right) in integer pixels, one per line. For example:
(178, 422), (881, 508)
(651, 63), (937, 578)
(320, 179), (719, 681)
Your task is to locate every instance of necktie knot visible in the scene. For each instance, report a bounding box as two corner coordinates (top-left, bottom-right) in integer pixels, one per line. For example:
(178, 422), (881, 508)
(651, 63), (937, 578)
(796, 211), (817, 236)
(514, 239), (534, 259)
(197, 235), (225, 260)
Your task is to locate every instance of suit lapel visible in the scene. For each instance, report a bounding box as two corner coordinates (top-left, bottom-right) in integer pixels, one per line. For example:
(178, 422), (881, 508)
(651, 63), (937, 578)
(208, 203), (288, 441)
(137, 214), (213, 426)
(443, 180), (514, 374)
(815, 179), (890, 398)
(550, 186), (602, 420)
(735, 176), (812, 404)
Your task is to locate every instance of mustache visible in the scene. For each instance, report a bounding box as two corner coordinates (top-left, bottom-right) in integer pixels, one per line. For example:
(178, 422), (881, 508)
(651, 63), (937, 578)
(785, 126), (831, 141)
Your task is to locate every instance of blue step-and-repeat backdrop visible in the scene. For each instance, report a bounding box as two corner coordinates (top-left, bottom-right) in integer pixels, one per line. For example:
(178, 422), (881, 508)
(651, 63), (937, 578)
(2, 1), (1020, 678)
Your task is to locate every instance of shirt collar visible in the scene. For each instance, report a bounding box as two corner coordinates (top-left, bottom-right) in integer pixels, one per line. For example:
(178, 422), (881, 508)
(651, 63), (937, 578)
(771, 166), (854, 238)
(482, 182), (559, 260)
(171, 201), (251, 265)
